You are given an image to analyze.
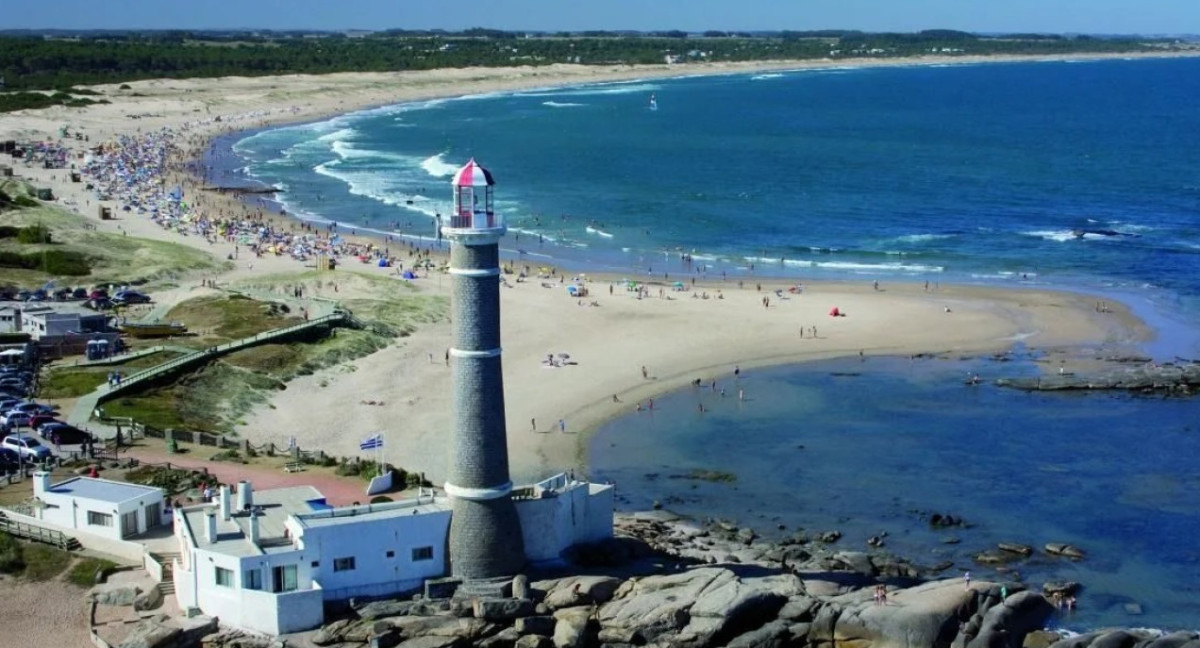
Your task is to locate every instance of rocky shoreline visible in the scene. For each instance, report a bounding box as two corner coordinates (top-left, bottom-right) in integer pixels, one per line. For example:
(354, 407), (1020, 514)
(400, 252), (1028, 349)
(193, 512), (1190, 648)
(89, 510), (1195, 648)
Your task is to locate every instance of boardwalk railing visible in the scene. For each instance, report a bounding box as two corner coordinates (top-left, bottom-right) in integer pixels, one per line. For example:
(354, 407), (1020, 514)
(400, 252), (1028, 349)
(0, 513), (75, 550)
(68, 311), (353, 428)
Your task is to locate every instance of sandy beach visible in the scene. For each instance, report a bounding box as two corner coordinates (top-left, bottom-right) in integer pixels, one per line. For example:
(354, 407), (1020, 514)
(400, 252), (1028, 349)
(0, 53), (1165, 484)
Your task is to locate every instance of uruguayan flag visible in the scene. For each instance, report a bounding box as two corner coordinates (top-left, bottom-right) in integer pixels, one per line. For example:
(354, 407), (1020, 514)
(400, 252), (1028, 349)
(359, 433), (383, 450)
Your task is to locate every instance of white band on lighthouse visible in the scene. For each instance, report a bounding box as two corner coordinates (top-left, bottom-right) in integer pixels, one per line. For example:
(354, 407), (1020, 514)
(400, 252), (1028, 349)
(450, 347), (502, 359)
(443, 481), (513, 500)
(448, 267), (501, 277)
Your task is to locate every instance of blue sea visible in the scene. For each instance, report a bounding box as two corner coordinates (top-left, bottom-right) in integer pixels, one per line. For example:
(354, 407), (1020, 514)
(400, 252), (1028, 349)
(222, 57), (1200, 631)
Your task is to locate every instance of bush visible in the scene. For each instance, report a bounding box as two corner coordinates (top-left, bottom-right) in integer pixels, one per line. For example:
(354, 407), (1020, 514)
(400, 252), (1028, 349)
(370, 495), (393, 504)
(0, 532), (24, 574)
(16, 224), (52, 244)
(68, 557), (118, 587)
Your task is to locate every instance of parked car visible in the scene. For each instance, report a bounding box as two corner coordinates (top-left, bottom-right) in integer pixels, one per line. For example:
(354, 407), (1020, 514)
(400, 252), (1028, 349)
(0, 398), (23, 412)
(40, 423), (91, 446)
(10, 402), (53, 416)
(29, 414), (59, 430)
(1, 435), (51, 460)
(72, 287), (89, 299)
(2, 412), (32, 428)
(113, 290), (151, 304)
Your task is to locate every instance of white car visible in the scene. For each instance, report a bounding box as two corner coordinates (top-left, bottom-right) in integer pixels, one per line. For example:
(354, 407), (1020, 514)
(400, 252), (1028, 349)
(1, 411), (32, 428)
(1, 435), (51, 460)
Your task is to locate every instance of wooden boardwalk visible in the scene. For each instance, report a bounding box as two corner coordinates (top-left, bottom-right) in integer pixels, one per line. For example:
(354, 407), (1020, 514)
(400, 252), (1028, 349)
(66, 311), (353, 429)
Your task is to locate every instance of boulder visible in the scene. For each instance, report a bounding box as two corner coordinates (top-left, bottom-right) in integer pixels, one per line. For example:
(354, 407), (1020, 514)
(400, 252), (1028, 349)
(1041, 582), (1080, 597)
(810, 579), (1047, 648)
(598, 567), (725, 641)
(514, 616), (557, 637)
(92, 585), (142, 607)
(552, 608), (592, 648)
(359, 599), (451, 619)
(392, 616), (495, 641)
(393, 637), (465, 648)
(512, 574), (530, 601)
(311, 619), (352, 646)
(514, 635), (554, 648)
(726, 619), (793, 648)
(596, 626), (640, 644)
(536, 576), (622, 610)
(1044, 543), (1086, 560)
(133, 586), (163, 612)
(117, 616), (181, 648)
(998, 543), (1034, 557)
(831, 551), (875, 576)
(966, 590), (1055, 648)
(477, 627), (520, 648)
(776, 595), (820, 622)
(1144, 631), (1200, 648)
(473, 598), (535, 621)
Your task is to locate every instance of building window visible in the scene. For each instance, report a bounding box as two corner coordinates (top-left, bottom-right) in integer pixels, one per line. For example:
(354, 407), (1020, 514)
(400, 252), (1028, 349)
(86, 511), (113, 527)
(333, 557), (356, 572)
(311, 561), (319, 568)
(244, 569), (263, 591)
(412, 546), (433, 561)
(215, 567), (233, 587)
(272, 565), (298, 593)
(385, 550), (395, 558)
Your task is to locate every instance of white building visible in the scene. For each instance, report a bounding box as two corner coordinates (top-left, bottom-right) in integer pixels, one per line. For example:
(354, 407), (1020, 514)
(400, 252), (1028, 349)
(32, 472), (168, 541)
(172, 474), (613, 635)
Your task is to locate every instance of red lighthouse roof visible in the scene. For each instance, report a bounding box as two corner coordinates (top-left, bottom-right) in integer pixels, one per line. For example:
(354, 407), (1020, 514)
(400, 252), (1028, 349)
(452, 158), (495, 187)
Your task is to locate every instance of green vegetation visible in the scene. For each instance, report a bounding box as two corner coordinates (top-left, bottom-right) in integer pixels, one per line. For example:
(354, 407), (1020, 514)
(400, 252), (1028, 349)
(167, 294), (300, 344)
(21, 543), (73, 581)
(41, 351), (188, 398)
(68, 557), (118, 587)
(0, 532), (23, 573)
(125, 464), (218, 493)
(40, 369), (109, 398)
(0, 532), (81, 582)
(0, 29), (1177, 104)
(0, 198), (227, 287)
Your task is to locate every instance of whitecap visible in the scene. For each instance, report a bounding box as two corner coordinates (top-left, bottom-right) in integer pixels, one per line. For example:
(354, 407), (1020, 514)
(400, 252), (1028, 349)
(543, 101), (585, 108)
(420, 153), (460, 178)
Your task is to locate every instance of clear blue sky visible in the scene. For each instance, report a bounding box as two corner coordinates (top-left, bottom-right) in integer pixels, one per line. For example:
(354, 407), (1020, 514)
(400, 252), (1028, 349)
(7, 0), (1199, 35)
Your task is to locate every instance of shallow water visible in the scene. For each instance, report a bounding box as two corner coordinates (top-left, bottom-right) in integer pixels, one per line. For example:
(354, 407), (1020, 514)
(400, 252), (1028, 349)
(587, 356), (1200, 631)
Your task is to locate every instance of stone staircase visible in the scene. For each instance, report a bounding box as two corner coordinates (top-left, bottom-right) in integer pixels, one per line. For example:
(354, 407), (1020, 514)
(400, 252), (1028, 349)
(453, 576), (513, 600)
(150, 551), (179, 596)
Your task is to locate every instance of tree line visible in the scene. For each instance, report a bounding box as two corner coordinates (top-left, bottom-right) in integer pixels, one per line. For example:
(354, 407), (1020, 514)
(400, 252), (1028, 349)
(0, 30), (1172, 95)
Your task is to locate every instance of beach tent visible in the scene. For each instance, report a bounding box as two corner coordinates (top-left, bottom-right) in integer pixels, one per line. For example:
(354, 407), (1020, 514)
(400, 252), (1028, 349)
(402, 270), (417, 280)
(377, 258), (389, 268)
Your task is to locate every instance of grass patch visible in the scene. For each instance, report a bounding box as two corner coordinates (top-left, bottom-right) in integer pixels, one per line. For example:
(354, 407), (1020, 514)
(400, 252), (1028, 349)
(68, 557), (118, 587)
(21, 543), (73, 581)
(105, 362), (284, 433)
(0, 201), (226, 287)
(166, 295), (300, 344)
(0, 532), (23, 574)
(40, 369), (109, 398)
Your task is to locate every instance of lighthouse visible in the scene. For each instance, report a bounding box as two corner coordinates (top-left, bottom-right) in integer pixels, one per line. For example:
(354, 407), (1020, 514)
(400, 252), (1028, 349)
(441, 159), (525, 578)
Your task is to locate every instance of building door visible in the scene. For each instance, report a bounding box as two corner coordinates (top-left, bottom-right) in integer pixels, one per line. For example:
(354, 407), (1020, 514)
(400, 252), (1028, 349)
(271, 565), (297, 593)
(120, 510), (138, 538)
(143, 502), (162, 529)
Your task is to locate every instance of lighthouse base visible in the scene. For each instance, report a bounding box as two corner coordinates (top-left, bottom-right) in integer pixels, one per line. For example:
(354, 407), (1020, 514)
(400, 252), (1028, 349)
(448, 496), (526, 579)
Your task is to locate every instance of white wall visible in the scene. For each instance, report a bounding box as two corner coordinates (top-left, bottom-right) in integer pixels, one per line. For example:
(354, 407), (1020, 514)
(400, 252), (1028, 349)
(516, 484), (615, 565)
(297, 509), (451, 600)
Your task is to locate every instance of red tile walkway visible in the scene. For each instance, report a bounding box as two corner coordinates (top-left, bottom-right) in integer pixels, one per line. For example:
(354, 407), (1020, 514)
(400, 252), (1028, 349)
(121, 447), (383, 507)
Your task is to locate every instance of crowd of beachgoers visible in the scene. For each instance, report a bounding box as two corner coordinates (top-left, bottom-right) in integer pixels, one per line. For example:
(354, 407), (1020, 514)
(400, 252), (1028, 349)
(71, 109), (439, 271)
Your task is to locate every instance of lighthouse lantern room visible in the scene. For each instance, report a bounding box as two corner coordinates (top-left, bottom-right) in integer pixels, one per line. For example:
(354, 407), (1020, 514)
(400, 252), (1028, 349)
(449, 158), (501, 231)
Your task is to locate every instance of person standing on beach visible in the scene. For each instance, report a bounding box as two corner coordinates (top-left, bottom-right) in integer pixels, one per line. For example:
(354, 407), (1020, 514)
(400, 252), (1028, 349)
(531, 418), (536, 432)
(641, 365), (648, 380)
(558, 419), (566, 433)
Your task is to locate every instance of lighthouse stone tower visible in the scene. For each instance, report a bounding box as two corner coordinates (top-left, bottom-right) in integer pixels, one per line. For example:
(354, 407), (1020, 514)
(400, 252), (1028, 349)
(441, 159), (525, 579)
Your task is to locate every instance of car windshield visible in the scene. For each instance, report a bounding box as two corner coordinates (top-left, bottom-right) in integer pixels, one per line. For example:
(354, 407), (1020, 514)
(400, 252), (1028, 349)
(23, 438), (40, 447)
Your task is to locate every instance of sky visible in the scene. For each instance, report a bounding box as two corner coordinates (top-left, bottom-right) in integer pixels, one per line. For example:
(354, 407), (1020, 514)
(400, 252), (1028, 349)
(6, 0), (1199, 35)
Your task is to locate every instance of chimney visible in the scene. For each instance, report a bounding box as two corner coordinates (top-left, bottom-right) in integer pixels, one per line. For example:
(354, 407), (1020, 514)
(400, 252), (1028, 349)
(33, 471), (51, 497)
(205, 510), (217, 544)
(236, 481), (253, 512)
(247, 510), (260, 545)
(219, 485), (232, 521)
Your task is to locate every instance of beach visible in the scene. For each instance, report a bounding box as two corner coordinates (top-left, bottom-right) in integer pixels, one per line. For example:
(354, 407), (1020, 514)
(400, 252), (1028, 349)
(0, 53), (1165, 484)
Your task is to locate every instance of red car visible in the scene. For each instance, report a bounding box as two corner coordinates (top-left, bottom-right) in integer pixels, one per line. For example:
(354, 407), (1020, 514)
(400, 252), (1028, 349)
(30, 414), (59, 430)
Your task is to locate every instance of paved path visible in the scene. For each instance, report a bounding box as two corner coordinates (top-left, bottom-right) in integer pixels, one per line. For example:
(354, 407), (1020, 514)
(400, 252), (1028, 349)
(66, 311), (350, 429)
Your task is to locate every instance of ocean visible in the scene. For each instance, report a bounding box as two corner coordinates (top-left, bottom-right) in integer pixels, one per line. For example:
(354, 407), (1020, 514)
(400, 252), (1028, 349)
(221, 57), (1200, 631)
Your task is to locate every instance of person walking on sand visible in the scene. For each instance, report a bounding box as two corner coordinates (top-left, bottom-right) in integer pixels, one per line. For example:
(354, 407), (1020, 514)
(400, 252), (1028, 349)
(641, 365), (648, 380)
(559, 419), (566, 433)
(531, 418), (536, 432)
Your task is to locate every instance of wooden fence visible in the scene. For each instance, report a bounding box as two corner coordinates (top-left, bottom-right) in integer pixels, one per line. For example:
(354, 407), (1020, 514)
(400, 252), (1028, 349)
(0, 514), (75, 550)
